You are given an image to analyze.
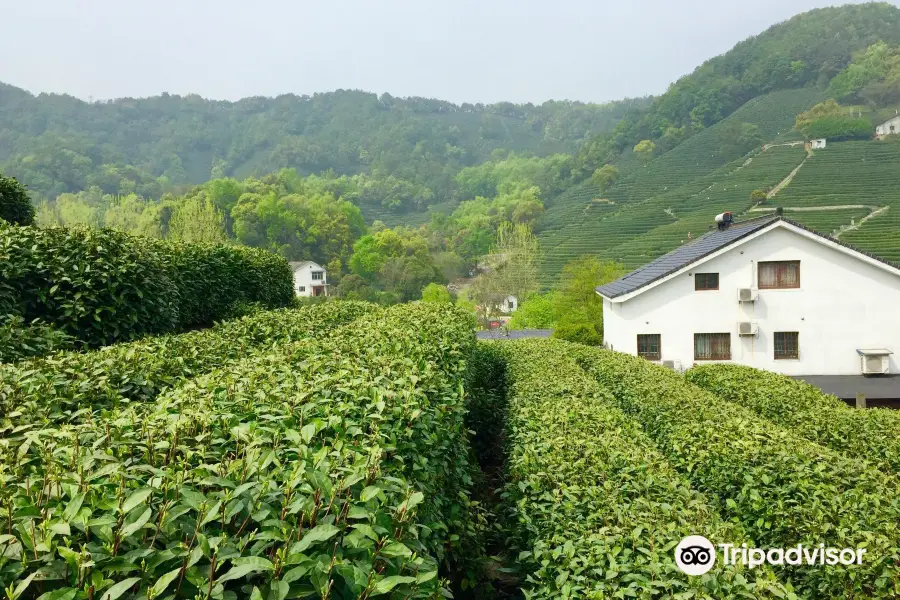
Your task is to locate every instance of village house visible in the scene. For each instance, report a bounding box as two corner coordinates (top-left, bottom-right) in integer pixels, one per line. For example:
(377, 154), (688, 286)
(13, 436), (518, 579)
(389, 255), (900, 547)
(596, 213), (900, 388)
(498, 295), (518, 313)
(290, 261), (328, 297)
(875, 115), (900, 138)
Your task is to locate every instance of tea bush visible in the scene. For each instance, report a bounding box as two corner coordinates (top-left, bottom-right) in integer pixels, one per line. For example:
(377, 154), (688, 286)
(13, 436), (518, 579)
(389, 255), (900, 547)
(483, 339), (792, 598)
(0, 315), (75, 363)
(0, 303), (481, 599)
(575, 347), (900, 598)
(0, 301), (376, 426)
(0, 224), (294, 349)
(160, 240), (295, 329)
(687, 363), (900, 477)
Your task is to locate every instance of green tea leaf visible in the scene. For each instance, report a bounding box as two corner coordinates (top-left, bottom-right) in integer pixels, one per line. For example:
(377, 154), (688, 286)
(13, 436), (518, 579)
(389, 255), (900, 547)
(99, 577), (140, 600)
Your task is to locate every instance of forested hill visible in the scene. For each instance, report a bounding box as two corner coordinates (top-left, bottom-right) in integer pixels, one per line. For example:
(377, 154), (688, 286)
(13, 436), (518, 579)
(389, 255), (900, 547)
(0, 84), (645, 201)
(573, 2), (900, 173)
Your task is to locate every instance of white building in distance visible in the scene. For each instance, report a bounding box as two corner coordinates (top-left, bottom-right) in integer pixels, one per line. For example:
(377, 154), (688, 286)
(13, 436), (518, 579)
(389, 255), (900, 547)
(499, 295), (519, 313)
(290, 261), (328, 297)
(875, 115), (900, 138)
(597, 215), (900, 376)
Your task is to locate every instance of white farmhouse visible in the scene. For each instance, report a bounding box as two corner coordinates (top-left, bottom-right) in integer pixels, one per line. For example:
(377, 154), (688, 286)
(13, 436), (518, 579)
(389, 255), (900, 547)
(875, 115), (900, 138)
(597, 214), (900, 377)
(809, 138), (826, 149)
(290, 261), (328, 297)
(498, 295), (519, 313)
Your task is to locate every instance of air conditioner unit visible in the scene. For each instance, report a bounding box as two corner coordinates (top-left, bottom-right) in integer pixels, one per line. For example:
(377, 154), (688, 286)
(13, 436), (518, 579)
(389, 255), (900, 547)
(738, 321), (758, 336)
(662, 360), (683, 372)
(858, 349), (892, 375)
(738, 288), (758, 302)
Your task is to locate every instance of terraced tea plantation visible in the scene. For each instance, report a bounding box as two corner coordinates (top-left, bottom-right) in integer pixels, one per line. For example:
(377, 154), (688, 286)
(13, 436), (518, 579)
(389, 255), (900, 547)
(537, 145), (807, 275)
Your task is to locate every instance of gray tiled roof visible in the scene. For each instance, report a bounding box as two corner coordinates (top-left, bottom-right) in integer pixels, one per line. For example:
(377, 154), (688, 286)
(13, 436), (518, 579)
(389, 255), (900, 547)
(596, 215), (779, 299)
(596, 214), (900, 300)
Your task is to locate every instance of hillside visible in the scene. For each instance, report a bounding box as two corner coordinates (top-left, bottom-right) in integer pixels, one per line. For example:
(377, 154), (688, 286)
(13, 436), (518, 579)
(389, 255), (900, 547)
(537, 88), (823, 274)
(0, 83), (643, 202)
(572, 2), (900, 171)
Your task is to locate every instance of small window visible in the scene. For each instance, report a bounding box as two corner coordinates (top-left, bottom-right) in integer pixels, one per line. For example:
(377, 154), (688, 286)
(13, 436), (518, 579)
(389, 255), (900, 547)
(311, 271), (324, 281)
(758, 261), (799, 289)
(298, 286), (306, 292)
(695, 273), (719, 291)
(637, 334), (661, 361)
(774, 332), (799, 359)
(694, 333), (731, 361)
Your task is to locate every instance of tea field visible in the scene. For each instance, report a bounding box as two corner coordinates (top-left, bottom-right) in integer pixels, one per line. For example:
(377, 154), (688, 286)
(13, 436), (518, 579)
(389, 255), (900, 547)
(5, 298), (900, 598)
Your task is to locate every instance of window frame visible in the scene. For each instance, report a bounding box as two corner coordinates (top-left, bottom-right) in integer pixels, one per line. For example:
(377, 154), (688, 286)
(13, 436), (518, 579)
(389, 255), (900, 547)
(298, 286), (306, 292)
(694, 272), (720, 291)
(774, 331), (799, 360)
(311, 271), (324, 281)
(694, 333), (731, 361)
(637, 334), (661, 361)
(758, 260), (800, 290)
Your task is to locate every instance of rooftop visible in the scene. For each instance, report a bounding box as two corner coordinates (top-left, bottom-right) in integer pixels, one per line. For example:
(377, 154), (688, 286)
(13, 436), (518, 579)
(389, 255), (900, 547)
(596, 215), (900, 300)
(596, 214), (779, 299)
(476, 329), (553, 340)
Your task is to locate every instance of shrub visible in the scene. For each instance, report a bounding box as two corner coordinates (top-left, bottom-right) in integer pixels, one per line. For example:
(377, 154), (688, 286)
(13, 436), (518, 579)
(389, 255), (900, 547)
(0, 224), (180, 347)
(0, 301), (377, 425)
(0, 224), (294, 349)
(161, 241), (294, 328)
(575, 347), (900, 598)
(420, 282), (452, 303)
(0, 173), (34, 225)
(0, 315), (74, 363)
(803, 116), (874, 140)
(477, 339), (790, 598)
(551, 322), (601, 345)
(0, 303), (481, 598)
(687, 363), (900, 477)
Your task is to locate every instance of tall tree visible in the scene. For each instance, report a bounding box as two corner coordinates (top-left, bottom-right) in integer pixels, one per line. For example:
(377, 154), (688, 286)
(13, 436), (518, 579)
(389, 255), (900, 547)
(167, 196), (228, 243)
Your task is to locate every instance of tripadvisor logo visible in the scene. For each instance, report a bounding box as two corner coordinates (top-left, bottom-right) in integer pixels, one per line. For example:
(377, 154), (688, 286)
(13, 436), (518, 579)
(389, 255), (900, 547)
(675, 536), (716, 575)
(675, 535), (868, 575)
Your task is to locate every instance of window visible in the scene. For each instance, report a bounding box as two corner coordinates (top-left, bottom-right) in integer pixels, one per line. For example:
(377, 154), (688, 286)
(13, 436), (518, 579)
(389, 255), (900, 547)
(298, 286), (306, 292)
(637, 334), (661, 360)
(774, 332), (799, 359)
(695, 273), (719, 291)
(311, 271), (324, 281)
(694, 333), (731, 360)
(758, 261), (800, 289)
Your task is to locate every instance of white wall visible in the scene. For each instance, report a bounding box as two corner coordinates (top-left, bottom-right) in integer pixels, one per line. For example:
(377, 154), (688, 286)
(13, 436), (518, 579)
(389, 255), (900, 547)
(876, 116), (900, 136)
(293, 263), (327, 297)
(603, 225), (900, 375)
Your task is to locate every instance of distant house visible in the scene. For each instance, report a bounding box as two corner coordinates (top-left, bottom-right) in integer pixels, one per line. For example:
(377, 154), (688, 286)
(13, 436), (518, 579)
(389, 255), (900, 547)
(875, 115), (900, 138)
(290, 261), (328, 297)
(499, 295), (518, 313)
(596, 213), (900, 376)
(809, 138), (826, 149)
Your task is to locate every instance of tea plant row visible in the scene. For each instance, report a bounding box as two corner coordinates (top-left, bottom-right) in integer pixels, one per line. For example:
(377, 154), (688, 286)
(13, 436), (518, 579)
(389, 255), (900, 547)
(478, 340), (792, 598)
(687, 363), (900, 477)
(0, 301), (376, 429)
(0, 224), (294, 351)
(574, 347), (900, 598)
(0, 303), (480, 599)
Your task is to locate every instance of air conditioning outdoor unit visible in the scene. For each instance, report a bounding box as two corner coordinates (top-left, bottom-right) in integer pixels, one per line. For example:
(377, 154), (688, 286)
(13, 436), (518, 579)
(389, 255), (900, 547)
(858, 349), (893, 375)
(738, 288), (758, 302)
(738, 321), (758, 336)
(662, 360), (683, 372)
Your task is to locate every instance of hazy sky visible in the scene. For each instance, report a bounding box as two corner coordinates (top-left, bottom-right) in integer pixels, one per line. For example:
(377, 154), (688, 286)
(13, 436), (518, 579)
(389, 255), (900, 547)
(0, 0), (893, 104)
